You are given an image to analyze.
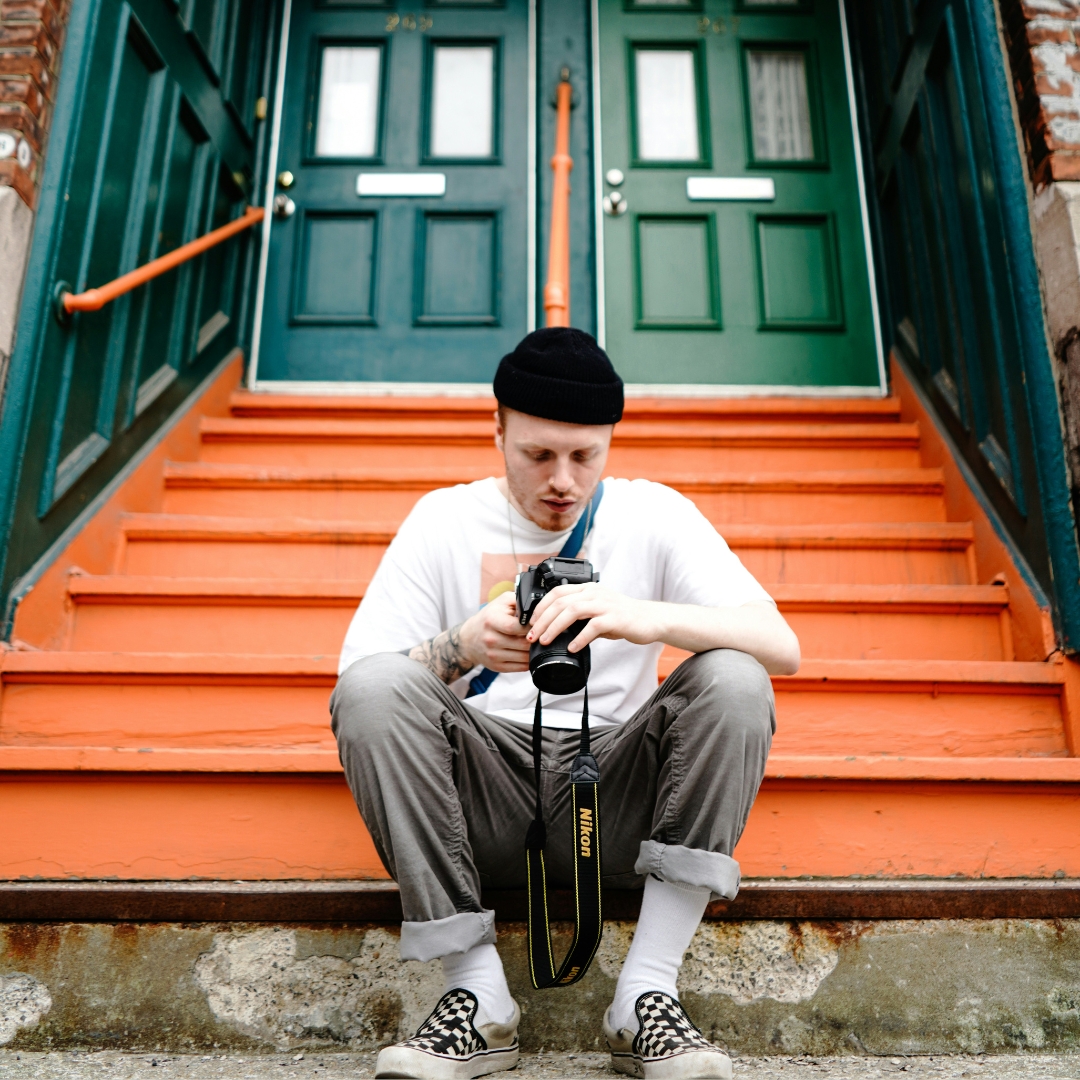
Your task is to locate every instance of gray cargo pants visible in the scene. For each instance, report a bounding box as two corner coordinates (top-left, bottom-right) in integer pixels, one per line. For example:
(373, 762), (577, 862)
(330, 648), (775, 962)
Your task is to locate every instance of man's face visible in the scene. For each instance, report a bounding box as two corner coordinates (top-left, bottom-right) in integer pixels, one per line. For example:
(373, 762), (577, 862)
(495, 407), (613, 531)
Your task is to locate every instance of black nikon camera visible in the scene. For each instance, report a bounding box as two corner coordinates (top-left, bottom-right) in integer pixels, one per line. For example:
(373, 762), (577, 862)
(515, 556), (599, 695)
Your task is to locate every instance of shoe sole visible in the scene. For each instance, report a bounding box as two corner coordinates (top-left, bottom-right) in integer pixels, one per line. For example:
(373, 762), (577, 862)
(609, 1050), (733, 1080)
(375, 1044), (519, 1080)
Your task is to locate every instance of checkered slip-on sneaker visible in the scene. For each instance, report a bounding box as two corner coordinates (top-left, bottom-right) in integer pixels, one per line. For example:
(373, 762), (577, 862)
(375, 988), (520, 1080)
(603, 991), (732, 1080)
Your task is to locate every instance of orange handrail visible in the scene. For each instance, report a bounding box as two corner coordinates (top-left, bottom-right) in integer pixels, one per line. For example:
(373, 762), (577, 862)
(61, 205), (265, 314)
(543, 73), (573, 327)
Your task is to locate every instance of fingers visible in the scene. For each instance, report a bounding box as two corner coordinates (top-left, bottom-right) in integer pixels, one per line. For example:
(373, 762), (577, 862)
(529, 582), (590, 626)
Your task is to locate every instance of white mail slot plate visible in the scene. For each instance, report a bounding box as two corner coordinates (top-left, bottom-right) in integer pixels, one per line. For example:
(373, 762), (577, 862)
(686, 176), (775, 201)
(357, 173), (446, 197)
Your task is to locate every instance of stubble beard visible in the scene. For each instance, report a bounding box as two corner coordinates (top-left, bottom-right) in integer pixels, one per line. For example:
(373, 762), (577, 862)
(504, 469), (583, 533)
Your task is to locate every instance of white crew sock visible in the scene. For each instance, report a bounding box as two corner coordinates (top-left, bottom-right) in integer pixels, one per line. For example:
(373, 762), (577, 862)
(609, 875), (712, 1034)
(441, 943), (516, 1026)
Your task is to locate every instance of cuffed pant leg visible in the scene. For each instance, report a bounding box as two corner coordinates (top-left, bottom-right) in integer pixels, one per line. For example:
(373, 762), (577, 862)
(331, 652), (524, 958)
(594, 648), (775, 899)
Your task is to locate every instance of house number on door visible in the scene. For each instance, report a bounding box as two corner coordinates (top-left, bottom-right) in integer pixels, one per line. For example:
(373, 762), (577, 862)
(698, 16), (738, 34)
(386, 13), (432, 31)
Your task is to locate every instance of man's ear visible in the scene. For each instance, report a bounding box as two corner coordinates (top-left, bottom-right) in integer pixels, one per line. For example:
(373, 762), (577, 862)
(493, 409), (505, 454)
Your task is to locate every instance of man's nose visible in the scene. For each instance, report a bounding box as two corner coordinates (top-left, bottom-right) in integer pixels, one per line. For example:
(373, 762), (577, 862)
(550, 456), (575, 493)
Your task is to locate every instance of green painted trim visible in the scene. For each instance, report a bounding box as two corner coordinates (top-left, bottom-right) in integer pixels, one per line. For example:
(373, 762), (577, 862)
(623, 0), (704, 14)
(0, 0), (106, 603)
(303, 35), (389, 164)
(736, 0), (813, 11)
(1, 350), (242, 641)
(631, 212), (721, 330)
(753, 211), (844, 331)
(626, 38), (711, 169)
(412, 209), (502, 325)
(421, 35), (504, 164)
(289, 208), (380, 325)
(739, 38), (828, 170)
(894, 347), (1050, 614)
(969, 0), (1080, 649)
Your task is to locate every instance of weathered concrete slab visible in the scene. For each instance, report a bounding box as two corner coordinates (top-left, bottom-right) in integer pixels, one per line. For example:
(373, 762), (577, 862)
(2, 1052), (1080, 1079)
(3, 920), (1080, 1055)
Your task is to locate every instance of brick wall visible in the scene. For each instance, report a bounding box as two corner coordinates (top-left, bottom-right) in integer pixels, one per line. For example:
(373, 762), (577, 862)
(1001, 0), (1080, 188)
(0, 0), (71, 209)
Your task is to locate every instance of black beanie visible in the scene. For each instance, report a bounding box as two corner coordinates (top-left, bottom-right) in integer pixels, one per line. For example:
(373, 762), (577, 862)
(493, 327), (624, 425)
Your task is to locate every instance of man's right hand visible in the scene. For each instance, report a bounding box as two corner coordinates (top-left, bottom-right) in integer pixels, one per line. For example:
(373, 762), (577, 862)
(405, 591), (530, 684)
(459, 590), (531, 673)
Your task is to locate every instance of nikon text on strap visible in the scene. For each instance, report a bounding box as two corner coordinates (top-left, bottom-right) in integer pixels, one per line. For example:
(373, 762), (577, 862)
(525, 687), (603, 988)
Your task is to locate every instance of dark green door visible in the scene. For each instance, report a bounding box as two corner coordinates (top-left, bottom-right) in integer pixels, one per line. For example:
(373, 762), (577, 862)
(597, 0), (880, 387)
(253, 0), (530, 384)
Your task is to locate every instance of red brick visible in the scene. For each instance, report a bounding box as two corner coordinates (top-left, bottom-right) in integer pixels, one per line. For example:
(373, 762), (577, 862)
(0, 76), (45, 117)
(0, 23), (57, 64)
(0, 49), (49, 90)
(1026, 25), (1077, 46)
(1034, 73), (1076, 96)
(0, 160), (35, 206)
(1, 0), (65, 43)
(0, 105), (42, 148)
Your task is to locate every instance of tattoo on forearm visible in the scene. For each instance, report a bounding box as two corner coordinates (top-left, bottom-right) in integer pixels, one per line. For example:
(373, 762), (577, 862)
(406, 622), (473, 684)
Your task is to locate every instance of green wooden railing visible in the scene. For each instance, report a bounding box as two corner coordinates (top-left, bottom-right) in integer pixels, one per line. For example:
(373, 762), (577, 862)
(0, 0), (270, 634)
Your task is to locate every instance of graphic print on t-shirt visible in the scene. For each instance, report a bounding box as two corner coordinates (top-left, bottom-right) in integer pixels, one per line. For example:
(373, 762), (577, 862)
(480, 552), (558, 606)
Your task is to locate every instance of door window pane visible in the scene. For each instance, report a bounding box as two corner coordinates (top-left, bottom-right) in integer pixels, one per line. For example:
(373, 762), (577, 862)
(430, 45), (495, 158)
(634, 49), (700, 161)
(315, 46), (381, 158)
(747, 49), (814, 161)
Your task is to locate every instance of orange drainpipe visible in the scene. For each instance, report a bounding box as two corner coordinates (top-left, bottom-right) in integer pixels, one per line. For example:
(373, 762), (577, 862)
(544, 71), (573, 328)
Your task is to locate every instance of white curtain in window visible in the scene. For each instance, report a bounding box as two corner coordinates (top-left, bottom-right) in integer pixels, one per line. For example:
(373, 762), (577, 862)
(748, 50), (813, 161)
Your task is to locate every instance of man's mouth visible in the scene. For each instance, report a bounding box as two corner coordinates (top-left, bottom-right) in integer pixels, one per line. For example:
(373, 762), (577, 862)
(541, 497), (576, 514)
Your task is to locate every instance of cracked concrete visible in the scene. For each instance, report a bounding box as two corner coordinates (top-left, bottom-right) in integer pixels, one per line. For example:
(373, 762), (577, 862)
(3, 920), (1080, 1054)
(0, 977), (51, 1047)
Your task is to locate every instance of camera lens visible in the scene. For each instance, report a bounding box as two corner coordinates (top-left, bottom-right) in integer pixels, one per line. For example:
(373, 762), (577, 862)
(529, 622), (591, 695)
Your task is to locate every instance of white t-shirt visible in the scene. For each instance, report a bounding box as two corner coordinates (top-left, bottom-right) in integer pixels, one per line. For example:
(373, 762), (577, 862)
(338, 477), (774, 728)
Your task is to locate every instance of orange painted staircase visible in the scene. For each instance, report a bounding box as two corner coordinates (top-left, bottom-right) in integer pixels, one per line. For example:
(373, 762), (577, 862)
(2, 361), (1080, 885)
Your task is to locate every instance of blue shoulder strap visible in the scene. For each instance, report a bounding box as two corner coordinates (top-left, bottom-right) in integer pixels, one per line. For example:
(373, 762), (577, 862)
(466, 481), (604, 699)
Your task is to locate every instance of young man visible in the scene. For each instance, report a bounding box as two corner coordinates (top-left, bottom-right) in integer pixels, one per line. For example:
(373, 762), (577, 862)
(331, 328), (800, 1080)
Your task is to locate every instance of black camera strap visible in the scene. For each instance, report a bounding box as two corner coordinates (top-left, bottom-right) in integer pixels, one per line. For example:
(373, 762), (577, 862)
(525, 687), (602, 988)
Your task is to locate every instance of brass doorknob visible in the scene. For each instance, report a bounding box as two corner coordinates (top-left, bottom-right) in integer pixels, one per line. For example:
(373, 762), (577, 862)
(277, 170), (295, 189)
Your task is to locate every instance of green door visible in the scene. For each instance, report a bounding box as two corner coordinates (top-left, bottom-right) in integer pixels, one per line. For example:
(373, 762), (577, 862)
(597, 0), (881, 388)
(252, 0), (530, 385)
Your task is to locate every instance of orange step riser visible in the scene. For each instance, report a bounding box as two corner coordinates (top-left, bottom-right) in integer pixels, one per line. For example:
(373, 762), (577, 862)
(198, 444), (923, 472)
(2, 683), (1064, 756)
(117, 538), (974, 585)
(65, 602), (1010, 661)
(161, 486), (947, 526)
(2, 776), (1078, 880)
(121, 540), (389, 579)
(226, 393), (906, 424)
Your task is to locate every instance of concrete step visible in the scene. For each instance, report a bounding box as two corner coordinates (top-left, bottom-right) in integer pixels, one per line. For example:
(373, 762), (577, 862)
(0, 1049), (1073, 1077)
(114, 515), (977, 585)
(1, 654), (1067, 759)
(64, 578), (1013, 661)
(198, 418), (924, 470)
(161, 463), (948, 525)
